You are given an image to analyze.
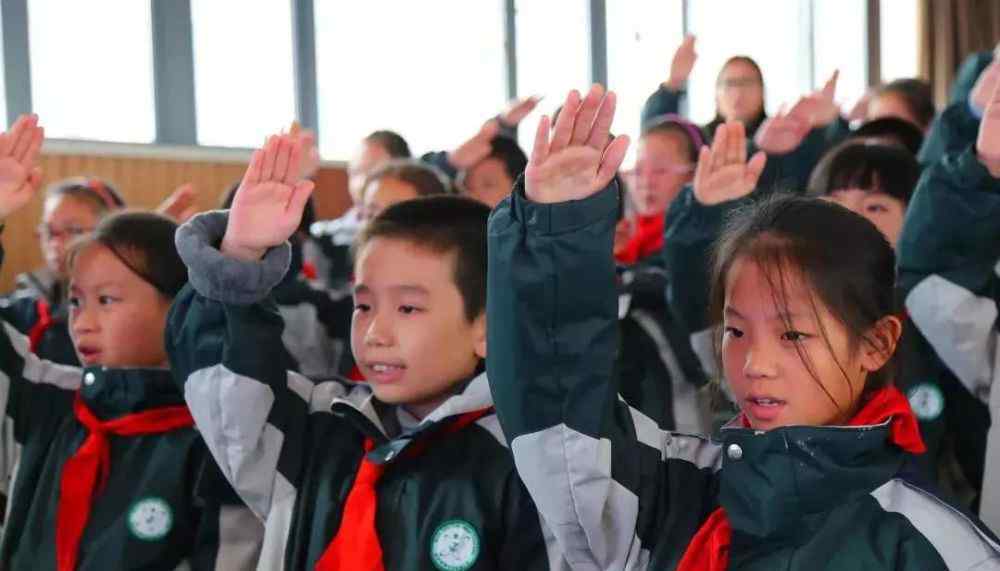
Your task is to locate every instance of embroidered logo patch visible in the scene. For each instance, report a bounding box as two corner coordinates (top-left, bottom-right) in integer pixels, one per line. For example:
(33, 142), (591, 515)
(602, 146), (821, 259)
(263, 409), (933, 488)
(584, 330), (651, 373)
(127, 497), (173, 541)
(430, 519), (480, 571)
(907, 383), (944, 421)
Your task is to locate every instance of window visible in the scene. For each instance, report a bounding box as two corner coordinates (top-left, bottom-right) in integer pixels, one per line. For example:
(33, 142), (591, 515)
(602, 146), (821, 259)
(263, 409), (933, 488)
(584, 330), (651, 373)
(880, 0), (919, 81)
(28, 0), (155, 142)
(606, 0), (684, 163)
(514, 0), (591, 152)
(191, 0), (296, 147)
(686, 0), (812, 125)
(812, 0), (868, 108)
(314, 0), (508, 160)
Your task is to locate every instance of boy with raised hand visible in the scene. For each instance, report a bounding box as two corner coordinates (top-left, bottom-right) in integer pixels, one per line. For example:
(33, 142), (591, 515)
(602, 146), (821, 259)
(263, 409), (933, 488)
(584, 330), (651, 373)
(166, 133), (564, 570)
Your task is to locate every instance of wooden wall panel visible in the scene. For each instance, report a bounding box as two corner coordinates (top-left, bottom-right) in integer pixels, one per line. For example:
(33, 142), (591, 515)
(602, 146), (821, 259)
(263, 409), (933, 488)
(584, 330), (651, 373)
(0, 151), (349, 292)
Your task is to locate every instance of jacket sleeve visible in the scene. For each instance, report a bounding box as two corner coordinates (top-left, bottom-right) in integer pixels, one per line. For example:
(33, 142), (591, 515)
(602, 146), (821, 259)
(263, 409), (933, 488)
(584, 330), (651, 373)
(919, 100), (981, 167)
(640, 85), (684, 129)
(896, 146), (1000, 531)
(419, 151), (460, 183)
(486, 182), (721, 570)
(753, 126), (831, 194)
(167, 210), (354, 522)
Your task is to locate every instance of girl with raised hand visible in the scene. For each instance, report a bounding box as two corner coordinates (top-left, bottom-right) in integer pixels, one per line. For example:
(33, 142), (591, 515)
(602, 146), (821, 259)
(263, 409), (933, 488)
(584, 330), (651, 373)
(487, 85), (1000, 569)
(0, 118), (262, 570)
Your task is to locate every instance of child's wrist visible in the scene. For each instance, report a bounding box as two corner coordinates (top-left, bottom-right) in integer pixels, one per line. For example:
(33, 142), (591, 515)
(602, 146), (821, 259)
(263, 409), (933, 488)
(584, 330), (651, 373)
(220, 234), (266, 262)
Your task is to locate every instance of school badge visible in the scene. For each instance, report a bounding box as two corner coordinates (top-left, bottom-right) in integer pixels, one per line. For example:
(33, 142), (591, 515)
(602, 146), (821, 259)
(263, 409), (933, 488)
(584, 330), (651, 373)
(430, 519), (481, 571)
(907, 383), (944, 421)
(127, 497), (173, 541)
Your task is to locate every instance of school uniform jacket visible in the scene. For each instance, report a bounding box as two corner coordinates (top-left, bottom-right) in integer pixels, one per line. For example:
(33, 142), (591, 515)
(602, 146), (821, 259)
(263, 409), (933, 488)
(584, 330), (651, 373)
(898, 143), (1000, 533)
(0, 268), (78, 366)
(0, 245), (261, 570)
(167, 210), (568, 570)
(486, 182), (1000, 569)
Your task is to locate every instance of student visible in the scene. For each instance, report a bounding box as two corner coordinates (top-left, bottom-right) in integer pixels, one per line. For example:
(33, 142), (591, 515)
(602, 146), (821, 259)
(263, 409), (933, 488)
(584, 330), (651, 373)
(898, 79), (1000, 532)
(869, 78), (936, 132)
(487, 85), (1000, 568)
(311, 129), (411, 291)
(360, 159), (449, 222)
(849, 117), (926, 156)
(165, 133), (563, 569)
(0, 165), (125, 365)
(0, 117), (262, 570)
(459, 136), (528, 208)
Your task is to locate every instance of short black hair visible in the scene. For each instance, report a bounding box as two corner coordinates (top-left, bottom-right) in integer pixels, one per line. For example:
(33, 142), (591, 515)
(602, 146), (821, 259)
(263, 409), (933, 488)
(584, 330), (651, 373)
(46, 177), (126, 215)
(808, 140), (920, 205)
(849, 117), (925, 157)
(876, 78), (936, 130)
(354, 196), (490, 322)
(67, 211), (187, 298)
(485, 136), (528, 181)
(365, 130), (412, 159)
(220, 181), (316, 235)
(361, 159), (450, 201)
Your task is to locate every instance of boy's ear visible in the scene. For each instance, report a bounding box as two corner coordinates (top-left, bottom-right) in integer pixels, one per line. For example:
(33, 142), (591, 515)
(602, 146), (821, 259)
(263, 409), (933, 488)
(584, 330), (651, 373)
(473, 313), (487, 359)
(860, 315), (903, 373)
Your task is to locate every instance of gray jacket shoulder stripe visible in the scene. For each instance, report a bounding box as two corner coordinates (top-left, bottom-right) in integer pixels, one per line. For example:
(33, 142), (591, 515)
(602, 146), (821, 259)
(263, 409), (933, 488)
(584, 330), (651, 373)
(474, 414), (508, 448)
(624, 397), (722, 470)
(256, 474), (296, 571)
(3, 322), (81, 391)
(906, 275), (997, 400)
(630, 310), (711, 435)
(870, 479), (1000, 568)
(511, 425), (649, 569)
(214, 505), (264, 571)
(690, 327), (719, 379)
(184, 364), (284, 519)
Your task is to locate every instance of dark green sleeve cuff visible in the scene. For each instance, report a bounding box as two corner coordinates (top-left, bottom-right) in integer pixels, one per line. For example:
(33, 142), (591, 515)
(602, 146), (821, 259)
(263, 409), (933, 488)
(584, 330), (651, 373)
(507, 177), (620, 236)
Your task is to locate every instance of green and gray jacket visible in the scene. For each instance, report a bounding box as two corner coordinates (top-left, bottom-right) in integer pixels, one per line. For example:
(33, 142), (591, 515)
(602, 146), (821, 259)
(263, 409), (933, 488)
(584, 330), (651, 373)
(487, 182), (1000, 569)
(166, 210), (568, 571)
(0, 245), (261, 570)
(898, 143), (1000, 533)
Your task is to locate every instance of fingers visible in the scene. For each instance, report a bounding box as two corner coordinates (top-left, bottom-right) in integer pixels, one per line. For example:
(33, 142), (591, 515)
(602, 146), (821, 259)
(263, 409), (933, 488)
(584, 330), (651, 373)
(10, 115), (37, 163)
(260, 136), (279, 181)
(726, 121), (745, 165)
(531, 115), (551, 166)
(693, 145), (711, 190)
(823, 70), (839, 99)
(595, 134), (630, 189)
(244, 149), (264, 186)
(587, 91), (617, 150)
(571, 84), (605, 146)
(710, 123), (730, 172)
(288, 180), (316, 217)
(20, 125), (44, 167)
(284, 136), (303, 185)
(744, 151), (768, 190)
(273, 136), (293, 182)
(550, 90), (581, 155)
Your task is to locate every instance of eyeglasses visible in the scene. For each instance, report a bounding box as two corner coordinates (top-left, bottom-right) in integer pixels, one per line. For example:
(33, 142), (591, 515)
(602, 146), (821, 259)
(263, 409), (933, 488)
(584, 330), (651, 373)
(36, 224), (93, 241)
(718, 78), (761, 90)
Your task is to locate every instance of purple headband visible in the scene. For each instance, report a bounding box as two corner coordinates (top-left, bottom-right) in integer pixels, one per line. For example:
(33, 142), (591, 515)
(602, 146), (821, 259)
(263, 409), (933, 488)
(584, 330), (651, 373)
(645, 113), (705, 150)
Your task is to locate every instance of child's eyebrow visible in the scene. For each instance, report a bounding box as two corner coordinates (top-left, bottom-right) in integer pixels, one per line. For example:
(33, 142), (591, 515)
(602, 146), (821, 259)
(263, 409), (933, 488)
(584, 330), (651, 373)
(724, 306), (744, 319)
(352, 284), (430, 296)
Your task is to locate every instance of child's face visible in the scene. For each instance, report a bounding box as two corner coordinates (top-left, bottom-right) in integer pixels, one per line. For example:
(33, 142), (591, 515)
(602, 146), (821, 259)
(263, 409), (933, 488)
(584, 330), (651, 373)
(632, 132), (693, 217)
(824, 189), (906, 248)
(463, 157), (513, 208)
(39, 196), (100, 278)
(351, 237), (486, 419)
(68, 245), (172, 368)
(361, 177), (419, 223)
(722, 258), (881, 430)
(348, 141), (391, 203)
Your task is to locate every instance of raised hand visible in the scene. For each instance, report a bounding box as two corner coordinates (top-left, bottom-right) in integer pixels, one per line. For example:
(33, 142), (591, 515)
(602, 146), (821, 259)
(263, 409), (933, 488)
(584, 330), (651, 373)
(976, 78), (1000, 178)
(0, 114), (45, 221)
(846, 89), (873, 123)
(221, 134), (316, 261)
(808, 70), (841, 127)
(501, 96), (542, 127)
(156, 183), (198, 223)
(754, 102), (812, 155)
(289, 121), (321, 179)
(694, 121), (767, 206)
(449, 120), (501, 171)
(971, 61), (1000, 114)
(666, 35), (697, 90)
(524, 84), (630, 204)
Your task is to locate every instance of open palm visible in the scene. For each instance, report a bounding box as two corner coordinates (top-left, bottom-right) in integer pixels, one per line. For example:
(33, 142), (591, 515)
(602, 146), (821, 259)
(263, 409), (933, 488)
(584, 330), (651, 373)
(524, 85), (630, 204)
(0, 114), (44, 220)
(977, 79), (1000, 178)
(694, 121), (766, 206)
(222, 134), (315, 261)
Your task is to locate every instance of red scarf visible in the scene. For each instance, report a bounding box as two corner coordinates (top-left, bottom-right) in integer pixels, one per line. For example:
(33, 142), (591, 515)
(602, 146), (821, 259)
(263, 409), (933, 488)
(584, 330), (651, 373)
(676, 386), (925, 571)
(28, 298), (53, 355)
(56, 393), (195, 571)
(314, 408), (493, 571)
(614, 215), (664, 265)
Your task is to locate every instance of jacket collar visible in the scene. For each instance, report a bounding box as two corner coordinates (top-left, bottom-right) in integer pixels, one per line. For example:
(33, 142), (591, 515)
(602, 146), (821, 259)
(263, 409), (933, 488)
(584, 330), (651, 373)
(79, 366), (184, 421)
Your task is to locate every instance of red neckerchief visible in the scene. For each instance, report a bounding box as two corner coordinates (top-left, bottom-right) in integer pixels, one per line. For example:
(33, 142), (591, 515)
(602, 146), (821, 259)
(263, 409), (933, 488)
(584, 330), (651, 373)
(28, 298), (53, 354)
(56, 393), (195, 571)
(676, 386), (925, 571)
(614, 215), (664, 265)
(314, 408), (494, 571)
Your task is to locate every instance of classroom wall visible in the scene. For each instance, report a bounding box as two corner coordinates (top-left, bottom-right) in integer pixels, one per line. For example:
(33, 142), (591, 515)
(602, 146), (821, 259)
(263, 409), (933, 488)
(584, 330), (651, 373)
(0, 146), (350, 292)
